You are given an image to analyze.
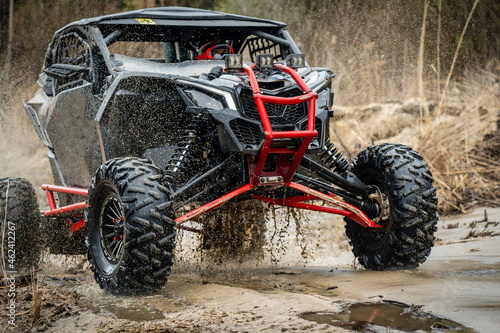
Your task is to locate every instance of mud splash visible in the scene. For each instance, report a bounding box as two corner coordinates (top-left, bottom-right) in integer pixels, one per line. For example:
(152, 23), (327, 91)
(187, 201), (314, 265)
(45, 276), (168, 321)
(198, 201), (268, 262)
(300, 301), (478, 332)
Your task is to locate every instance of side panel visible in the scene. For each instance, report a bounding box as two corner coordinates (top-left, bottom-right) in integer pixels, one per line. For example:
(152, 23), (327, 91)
(98, 75), (188, 162)
(46, 83), (101, 188)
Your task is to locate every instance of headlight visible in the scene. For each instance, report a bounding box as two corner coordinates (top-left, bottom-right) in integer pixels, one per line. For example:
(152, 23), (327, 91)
(178, 80), (237, 111)
(225, 54), (244, 70)
(183, 89), (225, 110)
(316, 88), (333, 109)
(256, 54), (274, 69)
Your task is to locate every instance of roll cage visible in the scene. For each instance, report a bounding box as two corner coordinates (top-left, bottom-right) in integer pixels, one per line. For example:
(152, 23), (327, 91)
(43, 7), (301, 74)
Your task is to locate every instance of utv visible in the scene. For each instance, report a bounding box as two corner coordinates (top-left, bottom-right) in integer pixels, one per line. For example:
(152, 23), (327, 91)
(2, 7), (438, 294)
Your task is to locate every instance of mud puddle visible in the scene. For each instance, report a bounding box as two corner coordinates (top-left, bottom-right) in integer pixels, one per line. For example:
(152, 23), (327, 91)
(199, 268), (347, 298)
(44, 257), (496, 331)
(44, 265), (483, 329)
(300, 301), (478, 333)
(83, 297), (166, 321)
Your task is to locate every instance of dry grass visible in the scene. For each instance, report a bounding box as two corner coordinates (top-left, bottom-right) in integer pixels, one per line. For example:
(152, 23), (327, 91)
(438, 0), (480, 113)
(1, 180), (9, 283)
(30, 269), (41, 327)
(0, 280), (83, 332)
(462, 210), (500, 239)
(333, 65), (500, 214)
(422, 66), (500, 213)
(418, 0), (431, 126)
(1, 1), (498, 216)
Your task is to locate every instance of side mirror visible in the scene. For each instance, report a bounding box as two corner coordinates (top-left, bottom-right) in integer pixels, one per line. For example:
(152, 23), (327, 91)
(44, 63), (90, 83)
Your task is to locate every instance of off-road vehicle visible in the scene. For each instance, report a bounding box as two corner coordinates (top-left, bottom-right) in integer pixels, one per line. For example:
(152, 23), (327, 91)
(2, 7), (438, 294)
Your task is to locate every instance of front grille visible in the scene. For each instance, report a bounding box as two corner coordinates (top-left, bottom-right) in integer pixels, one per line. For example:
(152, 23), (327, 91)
(228, 88), (320, 151)
(240, 88), (307, 126)
(229, 118), (263, 146)
(301, 118), (323, 133)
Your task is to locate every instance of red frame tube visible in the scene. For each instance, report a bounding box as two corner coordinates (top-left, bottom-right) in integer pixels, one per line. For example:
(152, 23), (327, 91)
(42, 184), (88, 217)
(253, 195), (360, 219)
(42, 184), (88, 196)
(44, 202), (88, 217)
(252, 182), (380, 229)
(70, 218), (86, 233)
(175, 184), (252, 225)
(241, 63), (318, 186)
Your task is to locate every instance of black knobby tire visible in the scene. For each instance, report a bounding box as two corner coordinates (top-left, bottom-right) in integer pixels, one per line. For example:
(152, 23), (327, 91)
(86, 157), (176, 295)
(0, 178), (42, 272)
(345, 144), (438, 270)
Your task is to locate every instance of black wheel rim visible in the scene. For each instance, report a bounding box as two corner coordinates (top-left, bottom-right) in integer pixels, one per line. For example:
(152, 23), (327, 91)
(98, 193), (125, 264)
(355, 177), (394, 253)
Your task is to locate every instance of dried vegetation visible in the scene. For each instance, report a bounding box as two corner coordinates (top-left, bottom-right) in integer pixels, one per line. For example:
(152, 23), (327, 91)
(1, 1), (499, 215)
(333, 66), (500, 214)
(0, 272), (85, 332)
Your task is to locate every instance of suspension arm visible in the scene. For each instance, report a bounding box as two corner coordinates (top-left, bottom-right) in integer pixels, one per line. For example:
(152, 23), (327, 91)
(300, 156), (369, 194)
(171, 154), (236, 200)
(294, 173), (363, 204)
(294, 173), (380, 218)
(287, 182), (380, 228)
(175, 183), (253, 225)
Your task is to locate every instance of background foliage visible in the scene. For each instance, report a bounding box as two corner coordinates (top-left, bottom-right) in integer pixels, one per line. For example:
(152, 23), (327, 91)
(0, 0), (499, 213)
(1, 0), (499, 103)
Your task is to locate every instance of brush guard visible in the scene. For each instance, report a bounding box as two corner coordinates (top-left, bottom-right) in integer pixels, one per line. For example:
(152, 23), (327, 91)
(41, 62), (380, 231)
(174, 63), (380, 229)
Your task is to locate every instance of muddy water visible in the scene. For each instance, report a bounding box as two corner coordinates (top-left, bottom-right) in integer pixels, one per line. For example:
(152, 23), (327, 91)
(44, 254), (494, 332)
(300, 302), (478, 332)
(41, 207), (500, 332)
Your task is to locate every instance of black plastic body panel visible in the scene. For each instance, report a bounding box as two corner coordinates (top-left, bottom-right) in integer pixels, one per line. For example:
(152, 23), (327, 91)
(45, 83), (101, 188)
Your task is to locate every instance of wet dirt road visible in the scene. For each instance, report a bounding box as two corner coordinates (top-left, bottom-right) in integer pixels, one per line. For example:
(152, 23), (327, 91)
(40, 207), (500, 333)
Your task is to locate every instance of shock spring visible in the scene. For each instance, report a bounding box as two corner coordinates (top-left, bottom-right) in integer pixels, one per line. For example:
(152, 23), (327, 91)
(163, 113), (204, 186)
(321, 138), (349, 173)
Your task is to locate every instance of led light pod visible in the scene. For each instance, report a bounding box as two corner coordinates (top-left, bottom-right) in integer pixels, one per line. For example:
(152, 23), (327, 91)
(286, 54), (306, 69)
(256, 53), (274, 69)
(225, 54), (243, 70)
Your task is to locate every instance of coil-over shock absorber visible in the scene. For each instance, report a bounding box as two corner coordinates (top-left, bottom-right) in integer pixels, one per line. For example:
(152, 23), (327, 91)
(164, 113), (204, 186)
(320, 138), (349, 173)
(320, 139), (381, 219)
